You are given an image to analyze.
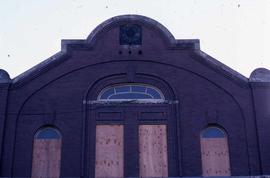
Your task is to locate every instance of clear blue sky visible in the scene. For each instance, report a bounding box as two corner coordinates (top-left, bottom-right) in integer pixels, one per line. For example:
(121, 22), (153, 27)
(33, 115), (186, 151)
(0, 0), (269, 78)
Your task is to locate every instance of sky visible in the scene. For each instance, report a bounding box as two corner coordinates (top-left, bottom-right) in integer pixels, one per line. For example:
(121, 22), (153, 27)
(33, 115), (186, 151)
(0, 0), (269, 78)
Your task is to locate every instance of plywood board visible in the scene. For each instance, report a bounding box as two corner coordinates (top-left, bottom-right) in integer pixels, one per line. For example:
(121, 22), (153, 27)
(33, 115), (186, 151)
(31, 139), (62, 178)
(139, 125), (168, 178)
(95, 125), (124, 178)
(201, 138), (231, 176)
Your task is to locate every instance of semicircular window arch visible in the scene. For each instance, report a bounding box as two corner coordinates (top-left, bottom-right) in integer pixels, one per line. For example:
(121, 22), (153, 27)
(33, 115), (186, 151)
(35, 127), (62, 139)
(98, 84), (165, 101)
(201, 127), (226, 138)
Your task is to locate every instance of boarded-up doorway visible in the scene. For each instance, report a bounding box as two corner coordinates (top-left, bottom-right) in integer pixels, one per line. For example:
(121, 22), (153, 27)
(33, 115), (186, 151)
(139, 125), (168, 177)
(95, 125), (124, 178)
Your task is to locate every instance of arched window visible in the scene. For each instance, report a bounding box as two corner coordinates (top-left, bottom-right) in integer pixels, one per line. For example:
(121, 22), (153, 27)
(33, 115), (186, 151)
(200, 127), (230, 176)
(98, 84), (165, 101)
(32, 127), (62, 178)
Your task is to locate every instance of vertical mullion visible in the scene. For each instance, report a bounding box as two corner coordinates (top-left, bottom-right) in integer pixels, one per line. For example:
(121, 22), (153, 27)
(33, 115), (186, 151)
(124, 110), (139, 177)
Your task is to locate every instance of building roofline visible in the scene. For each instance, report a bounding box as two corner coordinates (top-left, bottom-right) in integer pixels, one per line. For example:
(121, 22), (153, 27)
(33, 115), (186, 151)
(191, 50), (249, 86)
(7, 14), (268, 88)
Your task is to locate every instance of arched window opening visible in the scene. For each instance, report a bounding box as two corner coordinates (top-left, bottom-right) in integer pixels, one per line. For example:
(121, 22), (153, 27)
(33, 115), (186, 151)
(35, 127), (61, 139)
(200, 127), (231, 176)
(32, 127), (62, 178)
(98, 84), (165, 101)
(201, 127), (226, 138)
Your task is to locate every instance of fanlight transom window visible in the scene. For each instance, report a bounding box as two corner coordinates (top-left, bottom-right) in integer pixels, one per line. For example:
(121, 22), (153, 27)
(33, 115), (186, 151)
(98, 84), (165, 100)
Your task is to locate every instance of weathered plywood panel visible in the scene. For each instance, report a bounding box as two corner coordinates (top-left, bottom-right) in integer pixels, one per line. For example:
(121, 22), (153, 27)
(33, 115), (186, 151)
(95, 125), (124, 178)
(201, 138), (231, 176)
(31, 139), (62, 178)
(139, 125), (168, 178)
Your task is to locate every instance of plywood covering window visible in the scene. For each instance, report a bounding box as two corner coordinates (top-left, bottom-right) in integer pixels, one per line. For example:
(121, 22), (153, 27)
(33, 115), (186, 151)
(200, 127), (231, 176)
(95, 125), (124, 178)
(31, 127), (62, 178)
(139, 125), (168, 177)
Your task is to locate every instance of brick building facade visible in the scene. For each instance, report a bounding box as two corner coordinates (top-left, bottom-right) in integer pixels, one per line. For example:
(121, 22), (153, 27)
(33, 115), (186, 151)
(0, 15), (269, 177)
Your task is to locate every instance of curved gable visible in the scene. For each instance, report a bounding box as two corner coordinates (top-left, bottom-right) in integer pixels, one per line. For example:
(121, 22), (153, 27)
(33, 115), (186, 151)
(11, 14), (248, 88)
